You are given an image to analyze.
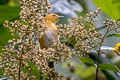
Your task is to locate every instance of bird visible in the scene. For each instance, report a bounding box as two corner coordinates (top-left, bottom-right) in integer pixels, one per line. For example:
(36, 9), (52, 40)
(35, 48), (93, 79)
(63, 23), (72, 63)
(39, 14), (64, 49)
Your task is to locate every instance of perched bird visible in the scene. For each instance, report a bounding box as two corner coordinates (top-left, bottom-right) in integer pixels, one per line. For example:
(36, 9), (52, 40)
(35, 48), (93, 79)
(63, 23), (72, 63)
(40, 14), (63, 49)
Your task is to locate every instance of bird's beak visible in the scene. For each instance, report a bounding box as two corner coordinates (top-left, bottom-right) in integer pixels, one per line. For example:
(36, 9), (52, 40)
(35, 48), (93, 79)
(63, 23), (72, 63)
(58, 16), (64, 18)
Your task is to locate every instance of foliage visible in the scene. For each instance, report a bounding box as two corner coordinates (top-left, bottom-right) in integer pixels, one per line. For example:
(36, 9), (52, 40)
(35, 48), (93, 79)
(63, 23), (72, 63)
(80, 57), (95, 67)
(106, 33), (120, 38)
(0, 5), (20, 24)
(0, 5), (20, 53)
(99, 63), (120, 72)
(92, 0), (120, 20)
(27, 61), (41, 80)
(0, 0), (8, 4)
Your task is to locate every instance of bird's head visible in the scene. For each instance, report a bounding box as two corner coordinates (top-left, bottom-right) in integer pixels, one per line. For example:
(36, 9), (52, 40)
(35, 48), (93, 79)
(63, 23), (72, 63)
(45, 14), (64, 24)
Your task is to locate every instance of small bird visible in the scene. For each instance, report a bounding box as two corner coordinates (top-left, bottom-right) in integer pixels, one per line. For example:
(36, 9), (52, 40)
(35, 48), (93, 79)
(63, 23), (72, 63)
(40, 14), (63, 49)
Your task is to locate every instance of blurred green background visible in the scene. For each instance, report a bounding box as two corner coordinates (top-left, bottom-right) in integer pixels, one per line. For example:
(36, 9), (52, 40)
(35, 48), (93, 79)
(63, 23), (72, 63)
(0, 0), (20, 52)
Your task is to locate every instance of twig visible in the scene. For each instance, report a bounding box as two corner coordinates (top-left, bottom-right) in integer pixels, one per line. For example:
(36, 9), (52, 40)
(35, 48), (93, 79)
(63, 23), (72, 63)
(18, 51), (22, 80)
(96, 30), (109, 80)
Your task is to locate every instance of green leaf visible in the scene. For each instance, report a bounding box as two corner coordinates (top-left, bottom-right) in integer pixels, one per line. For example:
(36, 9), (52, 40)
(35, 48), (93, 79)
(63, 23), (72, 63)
(0, 5), (20, 52)
(99, 63), (120, 72)
(27, 61), (41, 80)
(0, 68), (3, 76)
(81, 67), (95, 78)
(112, 0), (120, 4)
(0, 0), (8, 4)
(92, 0), (120, 20)
(69, 37), (77, 46)
(106, 33), (120, 38)
(80, 57), (95, 67)
(0, 5), (20, 24)
(22, 67), (30, 74)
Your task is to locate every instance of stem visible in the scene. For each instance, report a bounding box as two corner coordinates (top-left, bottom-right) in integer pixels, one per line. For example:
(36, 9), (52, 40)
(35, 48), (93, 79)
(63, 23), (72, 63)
(18, 55), (21, 80)
(18, 53), (22, 80)
(95, 48), (100, 80)
(95, 30), (109, 80)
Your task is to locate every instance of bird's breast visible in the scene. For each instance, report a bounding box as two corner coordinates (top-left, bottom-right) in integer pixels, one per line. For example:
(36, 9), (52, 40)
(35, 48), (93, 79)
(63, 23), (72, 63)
(44, 29), (58, 48)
